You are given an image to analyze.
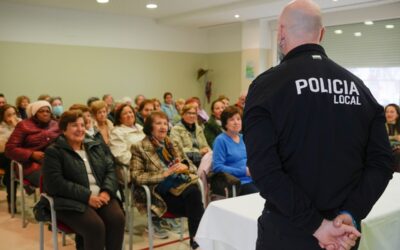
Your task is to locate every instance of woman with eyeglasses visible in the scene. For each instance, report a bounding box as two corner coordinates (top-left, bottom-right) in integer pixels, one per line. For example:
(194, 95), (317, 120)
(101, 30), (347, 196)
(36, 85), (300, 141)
(170, 104), (211, 168)
(5, 101), (60, 188)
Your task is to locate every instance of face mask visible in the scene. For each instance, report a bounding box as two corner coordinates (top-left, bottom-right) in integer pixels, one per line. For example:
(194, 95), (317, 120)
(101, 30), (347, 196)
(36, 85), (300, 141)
(52, 105), (64, 117)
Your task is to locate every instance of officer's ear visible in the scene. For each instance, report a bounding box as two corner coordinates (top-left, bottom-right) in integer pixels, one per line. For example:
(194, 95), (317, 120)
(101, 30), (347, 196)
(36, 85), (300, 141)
(319, 27), (325, 43)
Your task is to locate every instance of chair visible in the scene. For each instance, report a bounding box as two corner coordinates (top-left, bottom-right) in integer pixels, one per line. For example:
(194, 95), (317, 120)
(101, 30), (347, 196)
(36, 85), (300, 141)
(207, 172), (240, 202)
(128, 179), (205, 250)
(10, 160), (38, 228)
(38, 176), (74, 250)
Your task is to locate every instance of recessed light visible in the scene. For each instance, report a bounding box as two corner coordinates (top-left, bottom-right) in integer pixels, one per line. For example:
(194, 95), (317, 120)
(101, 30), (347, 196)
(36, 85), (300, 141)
(354, 32), (362, 37)
(97, 0), (109, 3)
(234, 14), (240, 19)
(364, 20), (374, 25)
(334, 29), (343, 34)
(385, 24), (395, 29)
(332, 0), (338, 2)
(146, 3), (158, 9)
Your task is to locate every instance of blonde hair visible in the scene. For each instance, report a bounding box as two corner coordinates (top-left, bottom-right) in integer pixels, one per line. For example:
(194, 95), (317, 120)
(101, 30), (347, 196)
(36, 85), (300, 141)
(181, 103), (197, 116)
(90, 100), (107, 114)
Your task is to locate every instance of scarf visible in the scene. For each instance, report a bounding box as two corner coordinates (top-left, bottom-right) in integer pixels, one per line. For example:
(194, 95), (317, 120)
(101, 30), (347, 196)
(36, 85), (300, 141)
(181, 119), (196, 133)
(149, 136), (178, 167)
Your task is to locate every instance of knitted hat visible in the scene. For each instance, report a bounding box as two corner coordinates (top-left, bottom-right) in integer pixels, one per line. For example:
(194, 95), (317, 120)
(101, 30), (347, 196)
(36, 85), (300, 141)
(27, 100), (52, 118)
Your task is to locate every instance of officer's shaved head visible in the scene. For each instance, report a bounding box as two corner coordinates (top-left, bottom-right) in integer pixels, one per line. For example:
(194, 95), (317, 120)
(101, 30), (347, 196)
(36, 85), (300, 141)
(277, 0), (325, 55)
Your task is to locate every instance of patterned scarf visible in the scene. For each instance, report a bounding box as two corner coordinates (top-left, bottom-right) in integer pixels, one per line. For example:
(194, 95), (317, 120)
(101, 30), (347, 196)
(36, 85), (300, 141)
(149, 136), (178, 167)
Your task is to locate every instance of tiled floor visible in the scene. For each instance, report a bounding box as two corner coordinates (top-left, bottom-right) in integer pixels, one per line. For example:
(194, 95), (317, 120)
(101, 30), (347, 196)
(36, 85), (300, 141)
(0, 187), (193, 250)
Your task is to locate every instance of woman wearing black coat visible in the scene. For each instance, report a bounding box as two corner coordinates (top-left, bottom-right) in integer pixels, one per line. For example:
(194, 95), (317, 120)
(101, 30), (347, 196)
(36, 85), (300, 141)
(43, 110), (125, 250)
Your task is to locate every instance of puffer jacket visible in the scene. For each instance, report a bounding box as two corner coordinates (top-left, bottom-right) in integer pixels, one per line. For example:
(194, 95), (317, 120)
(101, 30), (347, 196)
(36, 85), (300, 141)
(5, 117), (60, 175)
(42, 135), (118, 213)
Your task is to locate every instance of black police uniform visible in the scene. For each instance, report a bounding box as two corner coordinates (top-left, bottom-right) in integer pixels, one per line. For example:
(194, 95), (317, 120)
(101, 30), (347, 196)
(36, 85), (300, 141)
(243, 44), (393, 250)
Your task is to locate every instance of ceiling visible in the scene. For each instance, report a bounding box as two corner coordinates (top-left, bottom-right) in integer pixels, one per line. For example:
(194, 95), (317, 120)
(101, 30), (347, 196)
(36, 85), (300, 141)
(1, 0), (399, 28)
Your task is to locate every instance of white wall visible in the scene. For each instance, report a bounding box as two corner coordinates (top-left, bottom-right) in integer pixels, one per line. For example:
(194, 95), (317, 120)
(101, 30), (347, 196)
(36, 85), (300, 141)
(0, 2), (208, 53)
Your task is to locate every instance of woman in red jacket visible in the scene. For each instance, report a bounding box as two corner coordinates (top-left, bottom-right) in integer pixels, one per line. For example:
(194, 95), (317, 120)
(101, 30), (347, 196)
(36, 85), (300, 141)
(5, 100), (60, 188)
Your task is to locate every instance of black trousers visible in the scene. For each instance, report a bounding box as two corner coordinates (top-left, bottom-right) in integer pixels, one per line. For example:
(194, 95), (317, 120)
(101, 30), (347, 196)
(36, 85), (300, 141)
(56, 199), (125, 250)
(160, 184), (204, 243)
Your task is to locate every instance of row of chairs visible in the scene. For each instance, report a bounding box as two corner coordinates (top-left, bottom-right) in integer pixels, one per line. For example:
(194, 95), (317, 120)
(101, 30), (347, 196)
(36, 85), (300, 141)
(9, 161), (236, 250)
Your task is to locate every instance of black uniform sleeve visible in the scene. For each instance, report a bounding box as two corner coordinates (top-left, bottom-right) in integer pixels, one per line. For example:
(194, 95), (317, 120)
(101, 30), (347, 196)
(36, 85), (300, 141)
(244, 105), (323, 234)
(340, 106), (393, 223)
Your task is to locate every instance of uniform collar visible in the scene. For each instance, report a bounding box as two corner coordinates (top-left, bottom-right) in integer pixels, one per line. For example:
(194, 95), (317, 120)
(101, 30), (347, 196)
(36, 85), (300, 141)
(281, 43), (327, 63)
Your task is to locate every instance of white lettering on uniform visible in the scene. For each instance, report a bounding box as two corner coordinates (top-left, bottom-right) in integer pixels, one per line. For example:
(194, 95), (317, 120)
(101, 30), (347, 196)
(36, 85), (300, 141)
(295, 77), (362, 106)
(295, 79), (308, 95)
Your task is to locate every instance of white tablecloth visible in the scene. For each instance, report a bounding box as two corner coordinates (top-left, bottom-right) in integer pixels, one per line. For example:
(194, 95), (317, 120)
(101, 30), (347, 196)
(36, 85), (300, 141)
(196, 173), (400, 250)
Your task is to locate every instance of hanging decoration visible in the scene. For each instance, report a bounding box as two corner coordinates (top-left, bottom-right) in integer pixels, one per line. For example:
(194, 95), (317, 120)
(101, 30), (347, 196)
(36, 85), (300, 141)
(197, 68), (213, 104)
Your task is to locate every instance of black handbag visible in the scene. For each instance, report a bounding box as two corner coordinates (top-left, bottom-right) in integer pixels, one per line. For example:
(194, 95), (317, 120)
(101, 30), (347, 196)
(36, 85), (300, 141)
(33, 196), (51, 222)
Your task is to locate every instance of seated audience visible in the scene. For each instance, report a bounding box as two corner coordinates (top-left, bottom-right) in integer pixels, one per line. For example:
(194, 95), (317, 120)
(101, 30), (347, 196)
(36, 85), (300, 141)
(172, 98), (185, 125)
(37, 94), (51, 102)
(130, 111), (204, 248)
(5, 101), (60, 187)
(234, 92), (247, 114)
(134, 94), (145, 112)
(50, 96), (64, 120)
(217, 95), (230, 108)
(90, 100), (114, 145)
(385, 103), (400, 142)
(204, 99), (224, 146)
(135, 99), (154, 126)
(86, 96), (100, 107)
(110, 104), (145, 166)
(15, 95), (30, 120)
(102, 94), (115, 123)
(43, 110), (124, 250)
(0, 94), (6, 108)
(161, 92), (178, 121)
(0, 104), (21, 212)
(152, 98), (162, 111)
(186, 97), (209, 124)
(69, 104), (96, 136)
(212, 106), (258, 195)
(170, 104), (211, 168)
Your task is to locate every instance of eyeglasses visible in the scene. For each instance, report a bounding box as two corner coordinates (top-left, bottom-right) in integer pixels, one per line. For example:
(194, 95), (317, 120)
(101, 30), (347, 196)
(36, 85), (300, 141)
(185, 112), (197, 116)
(37, 109), (51, 113)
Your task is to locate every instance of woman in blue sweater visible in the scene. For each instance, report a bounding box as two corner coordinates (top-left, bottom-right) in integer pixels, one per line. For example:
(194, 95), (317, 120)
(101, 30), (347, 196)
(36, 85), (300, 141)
(212, 106), (258, 195)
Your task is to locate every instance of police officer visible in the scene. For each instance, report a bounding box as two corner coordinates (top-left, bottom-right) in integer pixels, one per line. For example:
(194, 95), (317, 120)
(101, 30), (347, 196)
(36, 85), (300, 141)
(243, 0), (393, 249)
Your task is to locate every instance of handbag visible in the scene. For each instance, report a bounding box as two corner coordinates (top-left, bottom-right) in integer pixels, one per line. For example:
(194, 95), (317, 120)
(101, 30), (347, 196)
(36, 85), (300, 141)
(169, 174), (199, 196)
(33, 196), (51, 222)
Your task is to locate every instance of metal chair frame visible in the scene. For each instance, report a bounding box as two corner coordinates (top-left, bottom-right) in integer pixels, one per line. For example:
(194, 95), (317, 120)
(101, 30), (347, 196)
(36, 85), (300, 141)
(10, 160), (37, 228)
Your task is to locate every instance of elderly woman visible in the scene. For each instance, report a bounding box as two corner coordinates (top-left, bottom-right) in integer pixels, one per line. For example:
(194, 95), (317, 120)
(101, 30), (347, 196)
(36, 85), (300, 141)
(212, 106), (258, 195)
(5, 101), (60, 188)
(170, 104), (211, 167)
(204, 99), (225, 147)
(110, 104), (145, 166)
(69, 104), (96, 137)
(0, 104), (21, 212)
(130, 111), (203, 249)
(385, 103), (400, 142)
(135, 99), (155, 126)
(43, 110), (125, 250)
(91, 100), (114, 145)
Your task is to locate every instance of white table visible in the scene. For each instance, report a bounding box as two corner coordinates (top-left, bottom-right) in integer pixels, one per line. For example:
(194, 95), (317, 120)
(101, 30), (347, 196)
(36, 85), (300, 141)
(196, 173), (400, 250)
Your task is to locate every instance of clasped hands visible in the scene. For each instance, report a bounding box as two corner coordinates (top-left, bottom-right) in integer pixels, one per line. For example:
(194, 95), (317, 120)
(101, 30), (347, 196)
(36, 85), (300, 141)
(163, 162), (189, 177)
(88, 191), (110, 209)
(313, 214), (361, 250)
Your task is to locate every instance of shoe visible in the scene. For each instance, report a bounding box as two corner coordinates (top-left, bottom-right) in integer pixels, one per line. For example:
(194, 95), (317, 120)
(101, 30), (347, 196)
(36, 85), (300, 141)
(159, 218), (172, 230)
(190, 240), (200, 250)
(145, 219), (169, 239)
(24, 184), (36, 195)
(165, 218), (182, 233)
